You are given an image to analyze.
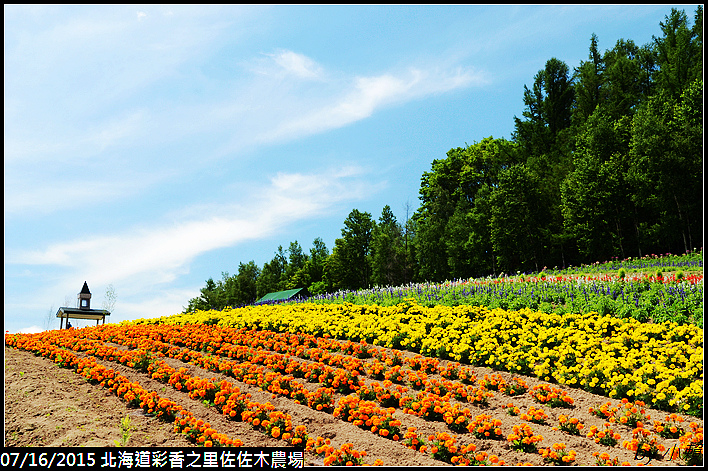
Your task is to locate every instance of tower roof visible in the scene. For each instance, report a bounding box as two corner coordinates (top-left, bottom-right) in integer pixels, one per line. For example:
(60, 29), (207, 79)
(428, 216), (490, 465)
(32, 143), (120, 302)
(80, 281), (91, 295)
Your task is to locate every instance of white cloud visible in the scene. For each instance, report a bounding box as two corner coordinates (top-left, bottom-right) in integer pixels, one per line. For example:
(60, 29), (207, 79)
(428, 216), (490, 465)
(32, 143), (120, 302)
(4, 6), (242, 162)
(108, 288), (197, 323)
(12, 167), (375, 292)
(270, 49), (324, 79)
(258, 66), (483, 143)
(3, 168), (165, 217)
(6, 166), (376, 332)
(5, 109), (147, 166)
(16, 325), (44, 334)
(248, 49), (325, 80)
(5, 6), (483, 217)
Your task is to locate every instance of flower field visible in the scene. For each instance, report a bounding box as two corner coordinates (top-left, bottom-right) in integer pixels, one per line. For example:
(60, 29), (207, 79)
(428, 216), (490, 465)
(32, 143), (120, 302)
(302, 267), (704, 327)
(152, 300), (703, 416)
(5, 284), (703, 466)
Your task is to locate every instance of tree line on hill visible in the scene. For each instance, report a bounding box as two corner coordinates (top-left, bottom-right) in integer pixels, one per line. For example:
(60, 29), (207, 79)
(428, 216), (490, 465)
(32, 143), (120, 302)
(184, 7), (702, 312)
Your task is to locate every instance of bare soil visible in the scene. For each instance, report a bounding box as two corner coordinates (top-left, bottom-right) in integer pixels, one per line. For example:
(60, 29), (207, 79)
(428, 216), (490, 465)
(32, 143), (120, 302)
(4, 339), (703, 466)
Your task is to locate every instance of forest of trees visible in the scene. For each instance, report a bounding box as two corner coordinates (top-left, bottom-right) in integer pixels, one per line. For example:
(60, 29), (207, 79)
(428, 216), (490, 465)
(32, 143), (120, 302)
(184, 7), (702, 312)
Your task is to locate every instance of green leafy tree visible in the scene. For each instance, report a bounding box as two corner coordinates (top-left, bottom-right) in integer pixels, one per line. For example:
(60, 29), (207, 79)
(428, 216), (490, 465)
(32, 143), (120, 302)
(466, 184), (496, 275)
(235, 261), (260, 305)
(414, 137), (518, 280)
(322, 242), (345, 292)
(307, 237), (330, 294)
(459, 138), (521, 276)
(336, 209), (376, 290)
(490, 164), (546, 273)
(414, 149), (464, 281)
(443, 199), (475, 279)
(371, 205), (405, 286)
(653, 8), (702, 98)
(184, 277), (222, 312)
(401, 200), (418, 283)
(221, 272), (239, 307)
(257, 246), (288, 298)
(562, 110), (634, 260)
(628, 79), (702, 254)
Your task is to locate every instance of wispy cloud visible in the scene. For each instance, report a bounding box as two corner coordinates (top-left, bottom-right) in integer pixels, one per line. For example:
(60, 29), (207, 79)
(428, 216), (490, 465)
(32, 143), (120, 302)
(257, 65), (484, 144)
(4, 5), (487, 333)
(4, 6), (244, 160)
(5, 5), (482, 216)
(17, 326), (45, 334)
(4, 178), (150, 217)
(11, 167), (375, 291)
(269, 49), (325, 79)
(114, 289), (198, 323)
(4, 109), (148, 165)
(246, 49), (326, 80)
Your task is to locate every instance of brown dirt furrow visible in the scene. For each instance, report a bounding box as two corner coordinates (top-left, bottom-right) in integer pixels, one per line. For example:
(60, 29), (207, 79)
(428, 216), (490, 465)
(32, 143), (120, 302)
(5, 333), (703, 467)
(4, 346), (187, 448)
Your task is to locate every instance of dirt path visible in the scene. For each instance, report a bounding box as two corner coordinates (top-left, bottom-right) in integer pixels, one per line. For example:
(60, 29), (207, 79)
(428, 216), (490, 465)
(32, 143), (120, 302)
(4, 337), (702, 466)
(4, 346), (188, 448)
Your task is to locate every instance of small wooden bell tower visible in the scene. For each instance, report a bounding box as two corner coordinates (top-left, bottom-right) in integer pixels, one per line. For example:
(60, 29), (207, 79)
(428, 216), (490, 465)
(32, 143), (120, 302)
(57, 281), (110, 329)
(78, 281), (91, 310)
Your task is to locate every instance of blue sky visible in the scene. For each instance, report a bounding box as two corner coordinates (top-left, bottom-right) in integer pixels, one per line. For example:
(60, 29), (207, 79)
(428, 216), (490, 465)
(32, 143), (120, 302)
(5, 4), (698, 333)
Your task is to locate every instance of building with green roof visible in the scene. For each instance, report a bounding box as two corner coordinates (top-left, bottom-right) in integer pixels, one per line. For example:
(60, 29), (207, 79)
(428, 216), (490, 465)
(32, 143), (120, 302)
(255, 287), (310, 304)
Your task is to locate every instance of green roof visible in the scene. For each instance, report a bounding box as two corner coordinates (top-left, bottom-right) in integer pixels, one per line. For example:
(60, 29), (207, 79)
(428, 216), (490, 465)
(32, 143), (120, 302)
(256, 287), (309, 304)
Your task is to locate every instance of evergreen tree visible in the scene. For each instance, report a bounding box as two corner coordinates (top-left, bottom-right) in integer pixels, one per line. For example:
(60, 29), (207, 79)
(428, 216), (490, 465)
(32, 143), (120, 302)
(284, 240), (309, 289)
(573, 34), (605, 125)
(514, 57), (575, 159)
(602, 39), (645, 119)
(307, 237), (329, 294)
(184, 277), (222, 312)
(653, 8), (702, 98)
(335, 209), (376, 290)
(513, 58), (575, 269)
(371, 205), (405, 286)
